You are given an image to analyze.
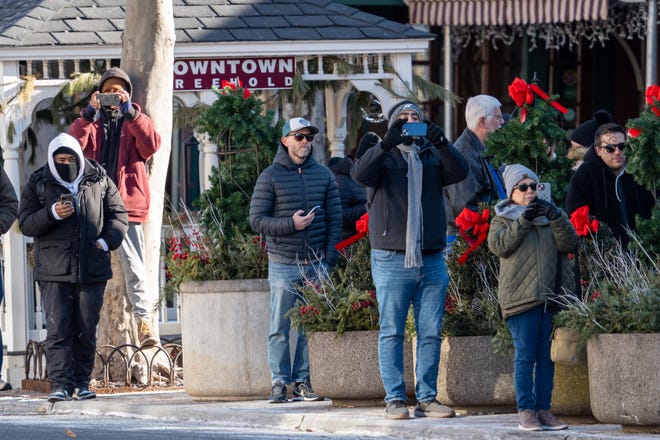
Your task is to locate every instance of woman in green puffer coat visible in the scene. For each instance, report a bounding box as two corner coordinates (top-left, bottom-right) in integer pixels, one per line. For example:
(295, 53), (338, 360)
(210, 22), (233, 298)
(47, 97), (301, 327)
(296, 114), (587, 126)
(488, 164), (577, 432)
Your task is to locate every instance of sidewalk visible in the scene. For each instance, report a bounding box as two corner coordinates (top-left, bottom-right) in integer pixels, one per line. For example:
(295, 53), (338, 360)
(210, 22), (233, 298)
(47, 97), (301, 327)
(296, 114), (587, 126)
(0, 389), (657, 440)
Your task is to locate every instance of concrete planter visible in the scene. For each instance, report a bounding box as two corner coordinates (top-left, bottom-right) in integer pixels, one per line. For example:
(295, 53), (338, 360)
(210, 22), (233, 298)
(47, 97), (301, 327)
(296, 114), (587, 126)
(180, 279), (271, 401)
(551, 358), (591, 416)
(435, 336), (515, 407)
(308, 330), (414, 406)
(587, 333), (660, 426)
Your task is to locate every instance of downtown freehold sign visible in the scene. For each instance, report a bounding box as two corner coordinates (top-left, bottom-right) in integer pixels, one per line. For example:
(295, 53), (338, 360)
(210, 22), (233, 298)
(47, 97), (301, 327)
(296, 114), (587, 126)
(174, 57), (295, 91)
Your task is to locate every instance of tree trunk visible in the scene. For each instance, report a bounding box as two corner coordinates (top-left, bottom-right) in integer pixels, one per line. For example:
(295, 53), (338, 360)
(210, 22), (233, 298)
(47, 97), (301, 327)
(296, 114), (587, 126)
(93, 0), (175, 384)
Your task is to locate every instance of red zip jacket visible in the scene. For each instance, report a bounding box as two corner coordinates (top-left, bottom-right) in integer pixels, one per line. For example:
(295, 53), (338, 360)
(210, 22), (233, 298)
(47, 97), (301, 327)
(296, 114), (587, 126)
(68, 103), (161, 223)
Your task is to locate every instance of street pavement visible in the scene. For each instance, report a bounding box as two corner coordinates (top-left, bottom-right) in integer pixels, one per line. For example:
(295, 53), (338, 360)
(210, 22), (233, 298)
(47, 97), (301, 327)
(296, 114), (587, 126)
(0, 389), (657, 440)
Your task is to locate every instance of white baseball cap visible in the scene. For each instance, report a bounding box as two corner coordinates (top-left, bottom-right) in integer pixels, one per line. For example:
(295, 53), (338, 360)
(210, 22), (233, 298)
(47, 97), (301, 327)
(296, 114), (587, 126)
(282, 117), (319, 136)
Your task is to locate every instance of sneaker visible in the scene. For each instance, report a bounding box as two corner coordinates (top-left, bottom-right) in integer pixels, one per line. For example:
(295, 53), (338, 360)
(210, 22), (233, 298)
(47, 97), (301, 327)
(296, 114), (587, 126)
(518, 409), (543, 431)
(268, 382), (287, 403)
(47, 388), (71, 403)
(0, 379), (12, 391)
(537, 409), (568, 430)
(385, 400), (410, 420)
(292, 381), (323, 401)
(414, 399), (456, 418)
(73, 387), (97, 400)
(138, 318), (159, 347)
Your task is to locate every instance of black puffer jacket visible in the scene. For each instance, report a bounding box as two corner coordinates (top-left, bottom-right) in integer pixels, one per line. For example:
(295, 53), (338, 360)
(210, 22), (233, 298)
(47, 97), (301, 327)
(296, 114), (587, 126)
(19, 161), (128, 283)
(351, 138), (469, 251)
(566, 147), (654, 245)
(330, 155), (367, 240)
(250, 144), (342, 266)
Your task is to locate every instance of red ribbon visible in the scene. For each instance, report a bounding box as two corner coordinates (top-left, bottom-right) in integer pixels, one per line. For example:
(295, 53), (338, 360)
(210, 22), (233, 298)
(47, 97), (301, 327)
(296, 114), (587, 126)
(569, 205), (599, 237)
(508, 77), (568, 123)
(455, 208), (490, 265)
(220, 79), (251, 98)
(645, 84), (660, 117)
(336, 213), (369, 251)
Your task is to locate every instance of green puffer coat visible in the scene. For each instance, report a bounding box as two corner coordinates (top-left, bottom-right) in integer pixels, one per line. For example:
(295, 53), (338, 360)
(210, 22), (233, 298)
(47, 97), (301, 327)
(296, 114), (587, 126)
(487, 203), (578, 319)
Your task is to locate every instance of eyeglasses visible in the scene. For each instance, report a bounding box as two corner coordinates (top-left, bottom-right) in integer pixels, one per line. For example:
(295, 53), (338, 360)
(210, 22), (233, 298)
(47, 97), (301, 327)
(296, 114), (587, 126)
(289, 133), (314, 142)
(514, 183), (538, 192)
(599, 143), (626, 154)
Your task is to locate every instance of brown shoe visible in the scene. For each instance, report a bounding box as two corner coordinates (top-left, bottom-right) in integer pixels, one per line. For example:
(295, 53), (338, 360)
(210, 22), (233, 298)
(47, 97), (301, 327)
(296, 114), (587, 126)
(536, 409), (568, 430)
(138, 319), (159, 347)
(518, 409), (542, 431)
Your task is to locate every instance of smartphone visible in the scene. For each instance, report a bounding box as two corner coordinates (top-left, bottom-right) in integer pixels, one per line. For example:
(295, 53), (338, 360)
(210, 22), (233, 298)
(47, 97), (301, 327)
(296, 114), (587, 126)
(60, 193), (74, 207)
(401, 122), (427, 137)
(97, 93), (121, 107)
(307, 205), (321, 215)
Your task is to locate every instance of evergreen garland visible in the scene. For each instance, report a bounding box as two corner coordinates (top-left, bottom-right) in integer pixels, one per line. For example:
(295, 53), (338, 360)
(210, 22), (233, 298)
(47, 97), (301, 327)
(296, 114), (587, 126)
(485, 98), (573, 204)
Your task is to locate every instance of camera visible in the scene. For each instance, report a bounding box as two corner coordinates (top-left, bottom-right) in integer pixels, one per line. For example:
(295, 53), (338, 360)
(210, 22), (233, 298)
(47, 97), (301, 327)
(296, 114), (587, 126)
(97, 93), (121, 107)
(401, 122), (427, 137)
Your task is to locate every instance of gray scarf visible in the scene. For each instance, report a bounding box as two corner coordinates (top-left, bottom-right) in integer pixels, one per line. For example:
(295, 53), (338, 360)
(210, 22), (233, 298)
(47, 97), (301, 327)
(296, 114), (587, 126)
(494, 199), (549, 226)
(398, 144), (423, 268)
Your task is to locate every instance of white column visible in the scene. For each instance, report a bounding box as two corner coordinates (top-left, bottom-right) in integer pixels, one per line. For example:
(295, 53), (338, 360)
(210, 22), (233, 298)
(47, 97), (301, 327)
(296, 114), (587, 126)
(324, 84), (352, 159)
(1, 118), (29, 386)
(195, 131), (218, 192)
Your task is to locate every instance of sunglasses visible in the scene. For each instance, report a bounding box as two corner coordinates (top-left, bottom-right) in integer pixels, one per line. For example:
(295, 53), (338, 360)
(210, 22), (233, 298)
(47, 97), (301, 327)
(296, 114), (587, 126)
(290, 133), (314, 142)
(514, 183), (538, 192)
(599, 143), (626, 154)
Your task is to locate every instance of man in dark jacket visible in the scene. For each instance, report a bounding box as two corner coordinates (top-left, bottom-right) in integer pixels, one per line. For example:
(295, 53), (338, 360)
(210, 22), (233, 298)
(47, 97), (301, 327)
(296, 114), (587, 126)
(566, 123), (654, 247)
(0, 168), (17, 392)
(444, 95), (506, 244)
(351, 100), (469, 420)
(68, 67), (161, 347)
(249, 117), (342, 404)
(329, 132), (379, 240)
(19, 133), (128, 403)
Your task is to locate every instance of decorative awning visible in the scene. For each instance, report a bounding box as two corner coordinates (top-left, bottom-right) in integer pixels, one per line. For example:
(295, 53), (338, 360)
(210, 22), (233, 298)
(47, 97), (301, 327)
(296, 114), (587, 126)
(409, 0), (609, 27)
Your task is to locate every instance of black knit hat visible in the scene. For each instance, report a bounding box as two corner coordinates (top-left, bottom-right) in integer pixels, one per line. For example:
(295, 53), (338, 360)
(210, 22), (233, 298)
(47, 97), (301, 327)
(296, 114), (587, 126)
(569, 110), (613, 148)
(387, 100), (423, 127)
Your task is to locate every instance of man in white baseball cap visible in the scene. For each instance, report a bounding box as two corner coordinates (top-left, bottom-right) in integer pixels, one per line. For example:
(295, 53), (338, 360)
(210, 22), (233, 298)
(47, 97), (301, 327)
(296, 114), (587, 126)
(281, 117), (319, 137)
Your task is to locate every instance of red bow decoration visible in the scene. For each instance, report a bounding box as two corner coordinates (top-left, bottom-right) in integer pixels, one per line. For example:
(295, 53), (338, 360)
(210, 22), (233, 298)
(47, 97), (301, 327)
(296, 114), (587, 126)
(455, 208), (490, 265)
(219, 79), (251, 98)
(627, 127), (641, 138)
(336, 213), (369, 251)
(508, 77), (568, 123)
(645, 84), (660, 116)
(569, 205), (599, 237)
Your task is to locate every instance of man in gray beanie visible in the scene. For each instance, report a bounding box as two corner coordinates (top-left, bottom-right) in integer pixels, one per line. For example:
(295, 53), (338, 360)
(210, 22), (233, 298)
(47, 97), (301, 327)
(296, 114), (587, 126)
(352, 100), (468, 420)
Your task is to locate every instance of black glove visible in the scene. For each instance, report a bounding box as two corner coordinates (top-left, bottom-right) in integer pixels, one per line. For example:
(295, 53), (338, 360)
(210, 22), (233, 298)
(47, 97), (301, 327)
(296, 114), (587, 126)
(522, 197), (538, 221)
(425, 121), (448, 149)
(382, 118), (408, 151)
(535, 199), (562, 221)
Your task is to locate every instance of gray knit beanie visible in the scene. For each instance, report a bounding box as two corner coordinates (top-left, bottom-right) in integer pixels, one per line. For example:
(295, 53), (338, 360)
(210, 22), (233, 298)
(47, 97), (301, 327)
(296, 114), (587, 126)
(387, 100), (423, 127)
(502, 164), (539, 198)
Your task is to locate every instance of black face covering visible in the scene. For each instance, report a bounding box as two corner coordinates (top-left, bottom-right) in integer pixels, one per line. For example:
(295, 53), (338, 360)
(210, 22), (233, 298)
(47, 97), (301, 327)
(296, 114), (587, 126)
(55, 162), (79, 183)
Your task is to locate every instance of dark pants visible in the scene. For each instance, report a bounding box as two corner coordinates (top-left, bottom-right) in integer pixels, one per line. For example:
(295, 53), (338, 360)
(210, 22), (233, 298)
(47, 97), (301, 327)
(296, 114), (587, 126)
(40, 281), (106, 393)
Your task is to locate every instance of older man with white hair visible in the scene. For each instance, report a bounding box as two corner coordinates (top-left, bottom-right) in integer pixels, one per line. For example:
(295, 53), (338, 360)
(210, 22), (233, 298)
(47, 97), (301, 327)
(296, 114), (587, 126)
(444, 95), (506, 244)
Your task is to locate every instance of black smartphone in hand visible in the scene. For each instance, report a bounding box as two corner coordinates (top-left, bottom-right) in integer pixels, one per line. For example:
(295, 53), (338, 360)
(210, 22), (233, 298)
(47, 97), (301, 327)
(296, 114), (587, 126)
(60, 193), (74, 207)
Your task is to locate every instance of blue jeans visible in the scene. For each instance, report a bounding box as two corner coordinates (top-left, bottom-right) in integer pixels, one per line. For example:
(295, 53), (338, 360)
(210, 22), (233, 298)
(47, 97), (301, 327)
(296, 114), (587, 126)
(371, 249), (449, 403)
(506, 305), (555, 411)
(267, 261), (323, 385)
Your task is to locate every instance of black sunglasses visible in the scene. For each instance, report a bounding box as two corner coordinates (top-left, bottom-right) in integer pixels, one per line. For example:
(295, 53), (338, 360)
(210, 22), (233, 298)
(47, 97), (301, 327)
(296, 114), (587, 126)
(600, 143), (626, 154)
(514, 183), (538, 192)
(290, 133), (314, 142)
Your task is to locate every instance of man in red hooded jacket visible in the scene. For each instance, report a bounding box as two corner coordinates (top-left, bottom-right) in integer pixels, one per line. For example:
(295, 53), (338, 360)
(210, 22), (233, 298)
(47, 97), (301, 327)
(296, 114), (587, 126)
(69, 66), (161, 347)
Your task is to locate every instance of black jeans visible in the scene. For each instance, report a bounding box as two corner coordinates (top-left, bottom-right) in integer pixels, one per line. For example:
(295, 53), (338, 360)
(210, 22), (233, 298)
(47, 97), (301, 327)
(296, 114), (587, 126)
(40, 281), (106, 393)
